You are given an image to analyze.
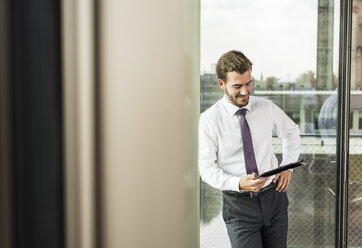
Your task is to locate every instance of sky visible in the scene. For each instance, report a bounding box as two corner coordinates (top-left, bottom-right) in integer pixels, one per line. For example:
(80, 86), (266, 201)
(201, 0), (340, 82)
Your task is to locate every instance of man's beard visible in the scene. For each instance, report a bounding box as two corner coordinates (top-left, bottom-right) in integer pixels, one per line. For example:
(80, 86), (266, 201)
(226, 90), (249, 108)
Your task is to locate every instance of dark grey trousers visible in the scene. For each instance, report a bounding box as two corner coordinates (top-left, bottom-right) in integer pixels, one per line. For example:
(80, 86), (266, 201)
(222, 189), (289, 248)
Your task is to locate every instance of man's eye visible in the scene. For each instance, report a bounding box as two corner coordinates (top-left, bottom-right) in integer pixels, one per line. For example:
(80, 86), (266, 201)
(234, 86), (241, 89)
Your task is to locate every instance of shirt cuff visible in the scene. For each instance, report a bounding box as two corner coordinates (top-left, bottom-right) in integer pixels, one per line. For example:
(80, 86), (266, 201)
(280, 159), (298, 172)
(230, 176), (241, 192)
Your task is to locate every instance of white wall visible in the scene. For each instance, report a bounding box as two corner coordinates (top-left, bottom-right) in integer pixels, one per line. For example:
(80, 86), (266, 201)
(99, 0), (200, 247)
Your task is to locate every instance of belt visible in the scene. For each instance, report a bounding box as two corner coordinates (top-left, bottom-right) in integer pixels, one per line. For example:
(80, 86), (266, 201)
(222, 181), (277, 198)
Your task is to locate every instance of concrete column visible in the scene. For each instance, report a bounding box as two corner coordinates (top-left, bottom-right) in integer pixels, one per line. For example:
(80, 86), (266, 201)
(316, 0), (335, 90)
(300, 109), (306, 134)
(98, 1), (200, 248)
(352, 110), (359, 131)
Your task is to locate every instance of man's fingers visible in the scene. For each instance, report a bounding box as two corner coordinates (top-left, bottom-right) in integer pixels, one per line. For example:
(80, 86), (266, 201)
(277, 178), (285, 191)
(282, 179), (290, 192)
(273, 174), (280, 183)
(246, 173), (256, 180)
(277, 178), (290, 192)
(254, 178), (268, 185)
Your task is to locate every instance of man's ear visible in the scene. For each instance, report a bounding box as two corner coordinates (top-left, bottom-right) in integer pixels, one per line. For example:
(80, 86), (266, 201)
(218, 79), (225, 90)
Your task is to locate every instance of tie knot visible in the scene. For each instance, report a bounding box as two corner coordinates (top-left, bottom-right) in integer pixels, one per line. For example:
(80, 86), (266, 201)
(236, 108), (247, 117)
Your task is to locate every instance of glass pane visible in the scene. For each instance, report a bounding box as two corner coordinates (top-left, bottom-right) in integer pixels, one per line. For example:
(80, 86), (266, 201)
(200, 0), (340, 247)
(348, 1), (362, 247)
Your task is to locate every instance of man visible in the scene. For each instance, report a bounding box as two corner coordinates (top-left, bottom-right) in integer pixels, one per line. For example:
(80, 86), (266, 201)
(199, 50), (301, 248)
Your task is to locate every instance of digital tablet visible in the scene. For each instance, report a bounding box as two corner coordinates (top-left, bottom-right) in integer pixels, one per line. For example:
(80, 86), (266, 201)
(255, 159), (305, 179)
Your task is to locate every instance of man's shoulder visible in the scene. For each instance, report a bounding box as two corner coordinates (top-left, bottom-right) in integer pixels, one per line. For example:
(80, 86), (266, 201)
(201, 98), (224, 118)
(250, 95), (272, 103)
(250, 96), (273, 108)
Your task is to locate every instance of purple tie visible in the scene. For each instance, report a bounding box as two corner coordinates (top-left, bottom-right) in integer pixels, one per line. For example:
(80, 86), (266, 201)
(237, 108), (259, 195)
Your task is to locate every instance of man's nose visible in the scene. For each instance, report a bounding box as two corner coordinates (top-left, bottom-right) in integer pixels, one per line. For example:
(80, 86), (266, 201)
(240, 88), (248, 95)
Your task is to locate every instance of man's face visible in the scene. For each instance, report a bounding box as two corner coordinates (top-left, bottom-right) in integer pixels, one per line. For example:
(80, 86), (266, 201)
(218, 70), (252, 108)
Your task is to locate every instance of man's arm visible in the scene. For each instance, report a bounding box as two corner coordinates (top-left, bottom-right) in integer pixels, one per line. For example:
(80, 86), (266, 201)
(271, 103), (301, 192)
(198, 115), (241, 191)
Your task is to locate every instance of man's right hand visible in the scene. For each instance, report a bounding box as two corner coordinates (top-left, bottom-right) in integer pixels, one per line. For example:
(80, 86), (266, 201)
(239, 173), (269, 192)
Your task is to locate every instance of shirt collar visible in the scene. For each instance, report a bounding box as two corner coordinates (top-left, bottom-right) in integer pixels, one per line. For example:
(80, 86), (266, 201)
(222, 94), (252, 116)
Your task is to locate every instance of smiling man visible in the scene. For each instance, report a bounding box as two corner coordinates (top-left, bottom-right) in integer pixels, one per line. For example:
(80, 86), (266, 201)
(199, 50), (301, 248)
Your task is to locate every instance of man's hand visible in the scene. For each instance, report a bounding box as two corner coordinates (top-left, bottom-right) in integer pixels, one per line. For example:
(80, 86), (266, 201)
(273, 170), (292, 192)
(239, 173), (269, 192)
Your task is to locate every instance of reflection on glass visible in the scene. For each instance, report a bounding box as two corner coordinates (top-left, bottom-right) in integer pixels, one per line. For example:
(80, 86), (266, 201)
(200, 0), (346, 247)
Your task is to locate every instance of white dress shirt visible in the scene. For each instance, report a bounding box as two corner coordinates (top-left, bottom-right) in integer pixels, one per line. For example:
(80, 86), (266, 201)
(199, 95), (301, 192)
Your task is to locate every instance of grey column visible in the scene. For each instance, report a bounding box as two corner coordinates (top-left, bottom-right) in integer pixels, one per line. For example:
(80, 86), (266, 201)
(317, 0), (335, 90)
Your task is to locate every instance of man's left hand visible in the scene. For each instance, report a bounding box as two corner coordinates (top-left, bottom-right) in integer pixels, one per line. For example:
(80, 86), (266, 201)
(273, 170), (292, 192)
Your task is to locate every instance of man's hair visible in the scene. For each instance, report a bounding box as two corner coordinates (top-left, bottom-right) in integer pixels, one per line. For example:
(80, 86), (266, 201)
(216, 50), (253, 82)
